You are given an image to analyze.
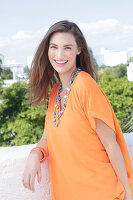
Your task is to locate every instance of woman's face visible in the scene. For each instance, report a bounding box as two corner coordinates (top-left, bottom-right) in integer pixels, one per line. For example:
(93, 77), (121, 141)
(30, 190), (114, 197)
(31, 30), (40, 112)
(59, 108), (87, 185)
(48, 32), (81, 75)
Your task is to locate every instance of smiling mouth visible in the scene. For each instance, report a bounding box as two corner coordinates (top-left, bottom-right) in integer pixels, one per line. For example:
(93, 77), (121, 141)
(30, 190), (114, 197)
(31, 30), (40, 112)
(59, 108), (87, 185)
(55, 60), (68, 64)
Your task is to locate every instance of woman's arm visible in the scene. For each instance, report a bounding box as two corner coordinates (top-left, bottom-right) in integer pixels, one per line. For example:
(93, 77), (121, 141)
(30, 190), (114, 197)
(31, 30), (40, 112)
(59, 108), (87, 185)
(22, 128), (49, 192)
(31, 128), (49, 161)
(95, 118), (132, 198)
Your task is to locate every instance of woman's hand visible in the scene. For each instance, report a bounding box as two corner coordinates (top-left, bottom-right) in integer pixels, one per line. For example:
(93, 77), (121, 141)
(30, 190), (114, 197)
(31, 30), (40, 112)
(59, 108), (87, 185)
(22, 151), (42, 192)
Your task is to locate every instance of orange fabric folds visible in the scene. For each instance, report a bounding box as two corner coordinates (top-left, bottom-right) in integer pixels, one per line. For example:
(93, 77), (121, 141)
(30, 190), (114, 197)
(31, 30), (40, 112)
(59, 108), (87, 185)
(79, 71), (133, 197)
(45, 71), (133, 200)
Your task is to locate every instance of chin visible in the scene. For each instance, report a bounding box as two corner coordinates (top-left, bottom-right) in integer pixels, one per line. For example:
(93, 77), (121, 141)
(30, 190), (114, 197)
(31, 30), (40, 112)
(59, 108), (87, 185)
(58, 67), (75, 75)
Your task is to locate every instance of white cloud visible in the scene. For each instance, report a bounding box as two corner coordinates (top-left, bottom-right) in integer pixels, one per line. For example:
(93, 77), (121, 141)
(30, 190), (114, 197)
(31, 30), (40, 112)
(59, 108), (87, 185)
(0, 28), (48, 48)
(0, 37), (12, 47)
(78, 19), (133, 53)
(78, 19), (119, 30)
(0, 19), (133, 63)
(11, 29), (48, 40)
(12, 32), (32, 40)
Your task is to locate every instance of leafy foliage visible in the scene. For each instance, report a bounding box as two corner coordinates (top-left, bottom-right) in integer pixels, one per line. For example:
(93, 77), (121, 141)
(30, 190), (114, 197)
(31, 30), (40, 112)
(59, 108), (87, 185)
(0, 82), (47, 146)
(127, 57), (133, 64)
(0, 68), (13, 79)
(0, 54), (4, 65)
(98, 66), (133, 132)
(0, 104), (46, 146)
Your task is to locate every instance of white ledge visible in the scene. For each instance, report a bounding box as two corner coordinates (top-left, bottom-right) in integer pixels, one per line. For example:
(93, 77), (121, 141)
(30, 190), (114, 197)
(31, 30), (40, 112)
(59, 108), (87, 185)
(0, 143), (51, 200)
(0, 133), (133, 200)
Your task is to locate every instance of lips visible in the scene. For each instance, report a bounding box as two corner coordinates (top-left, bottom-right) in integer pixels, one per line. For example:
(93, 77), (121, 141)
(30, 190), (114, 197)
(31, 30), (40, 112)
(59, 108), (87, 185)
(55, 60), (68, 64)
(54, 60), (68, 67)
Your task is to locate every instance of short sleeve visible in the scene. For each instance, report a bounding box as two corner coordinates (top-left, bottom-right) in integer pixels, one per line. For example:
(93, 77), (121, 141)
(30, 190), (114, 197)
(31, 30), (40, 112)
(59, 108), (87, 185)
(79, 73), (116, 134)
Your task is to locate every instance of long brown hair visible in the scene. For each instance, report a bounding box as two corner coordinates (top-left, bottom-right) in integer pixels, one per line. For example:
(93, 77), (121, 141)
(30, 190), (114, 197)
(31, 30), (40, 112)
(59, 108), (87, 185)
(29, 20), (98, 107)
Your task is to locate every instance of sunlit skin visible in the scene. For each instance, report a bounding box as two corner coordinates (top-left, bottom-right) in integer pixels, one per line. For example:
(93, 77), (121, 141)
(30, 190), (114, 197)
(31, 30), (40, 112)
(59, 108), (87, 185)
(48, 32), (81, 93)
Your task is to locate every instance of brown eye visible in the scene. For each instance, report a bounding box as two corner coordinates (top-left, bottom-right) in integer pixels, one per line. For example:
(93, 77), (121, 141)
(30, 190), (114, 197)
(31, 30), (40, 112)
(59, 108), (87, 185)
(50, 46), (56, 49)
(65, 47), (71, 50)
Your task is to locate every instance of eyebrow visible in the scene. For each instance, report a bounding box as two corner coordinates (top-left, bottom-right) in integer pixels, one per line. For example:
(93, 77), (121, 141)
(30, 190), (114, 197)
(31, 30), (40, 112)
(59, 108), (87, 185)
(49, 43), (73, 47)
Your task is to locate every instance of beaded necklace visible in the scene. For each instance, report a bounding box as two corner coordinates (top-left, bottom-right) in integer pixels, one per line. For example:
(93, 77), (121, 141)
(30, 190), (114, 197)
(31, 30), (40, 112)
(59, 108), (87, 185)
(53, 67), (82, 127)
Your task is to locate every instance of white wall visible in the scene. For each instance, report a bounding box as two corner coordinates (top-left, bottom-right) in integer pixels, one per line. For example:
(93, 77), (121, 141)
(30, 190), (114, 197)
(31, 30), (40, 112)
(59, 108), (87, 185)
(0, 133), (133, 200)
(0, 143), (51, 200)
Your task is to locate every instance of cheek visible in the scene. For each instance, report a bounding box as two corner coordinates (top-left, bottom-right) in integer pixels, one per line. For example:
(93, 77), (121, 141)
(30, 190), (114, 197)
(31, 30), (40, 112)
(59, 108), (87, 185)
(68, 52), (77, 60)
(48, 50), (53, 60)
(65, 50), (74, 58)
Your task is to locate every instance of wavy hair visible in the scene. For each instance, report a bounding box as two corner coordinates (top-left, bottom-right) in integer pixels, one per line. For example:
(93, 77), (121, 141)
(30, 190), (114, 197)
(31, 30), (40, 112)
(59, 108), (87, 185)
(29, 20), (98, 107)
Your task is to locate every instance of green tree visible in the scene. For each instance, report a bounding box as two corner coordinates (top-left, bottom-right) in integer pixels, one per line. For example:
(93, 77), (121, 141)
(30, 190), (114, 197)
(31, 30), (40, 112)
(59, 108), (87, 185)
(0, 81), (48, 146)
(0, 54), (13, 80)
(98, 73), (133, 133)
(0, 54), (4, 66)
(0, 65), (2, 76)
(122, 110), (133, 133)
(1, 68), (13, 79)
(0, 77), (3, 94)
(0, 103), (46, 146)
(0, 82), (28, 126)
(127, 57), (133, 64)
(113, 64), (127, 78)
(0, 54), (4, 90)
(98, 64), (127, 78)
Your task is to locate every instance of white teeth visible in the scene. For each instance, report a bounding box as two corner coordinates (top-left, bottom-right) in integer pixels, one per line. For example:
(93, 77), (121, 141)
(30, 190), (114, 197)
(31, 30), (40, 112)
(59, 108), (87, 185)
(55, 60), (68, 64)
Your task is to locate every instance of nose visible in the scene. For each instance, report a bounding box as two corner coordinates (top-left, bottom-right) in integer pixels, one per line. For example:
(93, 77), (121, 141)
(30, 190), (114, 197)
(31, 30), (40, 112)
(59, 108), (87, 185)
(56, 49), (64, 59)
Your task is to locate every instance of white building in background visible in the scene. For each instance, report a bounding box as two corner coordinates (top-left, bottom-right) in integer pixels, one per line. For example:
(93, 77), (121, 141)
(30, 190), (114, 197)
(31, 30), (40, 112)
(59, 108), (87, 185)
(1, 60), (28, 87)
(95, 47), (133, 67)
(95, 48), (133, 82)
(127, 62), (133, 82)
(100, 48), (128, 66)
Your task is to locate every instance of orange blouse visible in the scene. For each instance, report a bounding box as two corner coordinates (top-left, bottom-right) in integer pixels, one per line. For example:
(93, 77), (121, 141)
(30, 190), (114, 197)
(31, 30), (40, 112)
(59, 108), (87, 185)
(45, 71), (133, 200)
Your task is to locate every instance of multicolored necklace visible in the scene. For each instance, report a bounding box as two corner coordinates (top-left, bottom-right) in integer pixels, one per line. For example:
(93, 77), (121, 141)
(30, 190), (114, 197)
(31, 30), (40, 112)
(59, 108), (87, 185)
(53, 67), (82, 127)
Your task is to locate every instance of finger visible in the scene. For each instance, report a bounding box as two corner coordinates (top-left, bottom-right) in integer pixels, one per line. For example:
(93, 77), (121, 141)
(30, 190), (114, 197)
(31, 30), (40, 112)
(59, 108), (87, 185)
(24, 175), (31, 190)
(22, 178), (26, 188)
(30, 174), (36, 192)
(37, 166), (42, 184)
(22, 175), (25, 187)
(22, 175), (28, 189)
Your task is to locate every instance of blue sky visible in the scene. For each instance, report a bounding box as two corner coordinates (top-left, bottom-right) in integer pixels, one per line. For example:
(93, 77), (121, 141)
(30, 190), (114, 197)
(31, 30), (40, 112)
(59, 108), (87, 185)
(0, 0), (133, 64)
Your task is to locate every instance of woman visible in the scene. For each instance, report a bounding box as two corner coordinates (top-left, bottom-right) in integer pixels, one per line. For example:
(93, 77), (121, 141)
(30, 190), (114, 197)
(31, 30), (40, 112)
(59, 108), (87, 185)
(22, 20), (133, 200)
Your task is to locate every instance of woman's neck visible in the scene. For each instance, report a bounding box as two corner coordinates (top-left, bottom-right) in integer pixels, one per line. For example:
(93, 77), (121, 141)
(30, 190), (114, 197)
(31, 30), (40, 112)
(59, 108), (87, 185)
(59, 67), (77, 93)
